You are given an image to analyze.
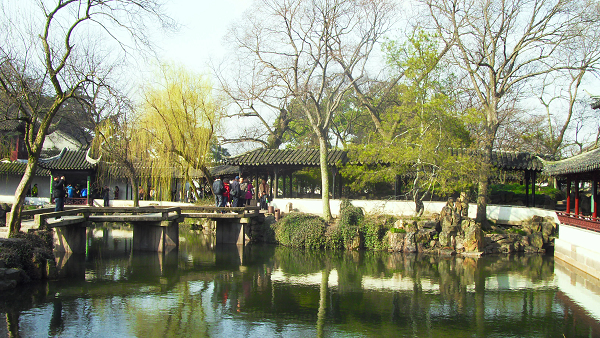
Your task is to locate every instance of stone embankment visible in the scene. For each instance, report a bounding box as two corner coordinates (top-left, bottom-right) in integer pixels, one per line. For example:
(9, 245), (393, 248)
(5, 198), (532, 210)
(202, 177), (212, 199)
(388, 197), (557, 256)
(0, 230), (58, 291)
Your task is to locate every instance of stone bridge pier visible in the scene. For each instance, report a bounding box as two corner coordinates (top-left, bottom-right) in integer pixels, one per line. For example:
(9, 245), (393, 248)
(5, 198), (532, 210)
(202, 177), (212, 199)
(132, 220), (179, 252)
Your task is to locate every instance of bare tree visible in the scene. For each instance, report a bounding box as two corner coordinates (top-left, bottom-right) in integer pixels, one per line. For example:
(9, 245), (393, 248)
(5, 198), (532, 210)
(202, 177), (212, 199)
(228, 0), (396, 220)
(216, 60), (294, 149)
(422, 0), (596, 225)
(0, 0), (173, 235)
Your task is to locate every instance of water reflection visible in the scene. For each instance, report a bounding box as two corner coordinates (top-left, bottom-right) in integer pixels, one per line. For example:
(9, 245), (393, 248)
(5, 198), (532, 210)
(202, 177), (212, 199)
(0, 228), (599, 337)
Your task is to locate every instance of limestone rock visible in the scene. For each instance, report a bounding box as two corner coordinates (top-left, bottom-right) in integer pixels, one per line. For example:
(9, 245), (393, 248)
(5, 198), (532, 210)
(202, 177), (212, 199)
(389, 233), (405, 252)
(403, 232), (417, 253)
(0, 280), (17, 291)
(438, 231), (452, 247)
(5, 268), (23, 283)
(418, 220), (438, 230)
(529, 232), (544, 249)
(404, 220), (418, 233)
(464, 224), (484, 252)
(440, 248), (456, 256)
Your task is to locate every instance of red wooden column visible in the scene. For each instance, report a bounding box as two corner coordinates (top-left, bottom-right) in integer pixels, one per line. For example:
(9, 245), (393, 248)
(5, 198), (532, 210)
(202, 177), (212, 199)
(574, 176), (580, 215)
(566, 177), (571, 214)
(593, 178), (598, 219)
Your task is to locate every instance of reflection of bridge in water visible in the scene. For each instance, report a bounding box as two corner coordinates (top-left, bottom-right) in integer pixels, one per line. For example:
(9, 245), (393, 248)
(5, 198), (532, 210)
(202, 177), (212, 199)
(9, 206), (263, 253)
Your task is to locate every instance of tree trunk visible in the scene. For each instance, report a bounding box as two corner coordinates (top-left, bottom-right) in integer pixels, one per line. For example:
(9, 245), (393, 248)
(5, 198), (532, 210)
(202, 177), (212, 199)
(7, 155), (41, 236)
(129, 176), (139, 207)
(476, 138), (493, 229)
(318, 135), (332, 220)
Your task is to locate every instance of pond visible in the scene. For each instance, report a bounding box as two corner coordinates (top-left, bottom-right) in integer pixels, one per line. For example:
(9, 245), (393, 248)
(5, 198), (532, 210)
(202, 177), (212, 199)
(0, 228), (599, 337)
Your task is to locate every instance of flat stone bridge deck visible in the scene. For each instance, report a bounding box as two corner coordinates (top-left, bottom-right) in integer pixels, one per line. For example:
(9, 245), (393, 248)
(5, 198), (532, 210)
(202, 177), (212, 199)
(1, 206), (263, 253)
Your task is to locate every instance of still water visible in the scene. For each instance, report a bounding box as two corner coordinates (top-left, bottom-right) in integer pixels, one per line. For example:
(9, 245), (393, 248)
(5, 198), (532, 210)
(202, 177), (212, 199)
(1, 228), (599, 338)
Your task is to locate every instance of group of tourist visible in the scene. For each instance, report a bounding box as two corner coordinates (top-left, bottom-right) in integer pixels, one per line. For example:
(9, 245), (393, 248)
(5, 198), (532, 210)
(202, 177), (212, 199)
(212, 176), (259, 208)
(137, 186), (156, 201)
(52, 177), (90, 211)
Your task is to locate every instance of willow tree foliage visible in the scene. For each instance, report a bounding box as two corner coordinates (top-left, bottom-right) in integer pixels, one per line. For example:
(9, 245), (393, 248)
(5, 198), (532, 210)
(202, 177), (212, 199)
(138, 65), (221, 201)
(0, 0), (173, 235)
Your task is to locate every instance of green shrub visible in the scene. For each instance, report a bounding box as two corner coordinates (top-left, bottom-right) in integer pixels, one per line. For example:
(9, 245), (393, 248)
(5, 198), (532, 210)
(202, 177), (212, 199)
(274, 213), (327, 249)
(338, 199), (364, 245)
(361, 214), (394, 251)
(389, 228), (406, 233)
(507, 227), (526, 236)
(324, 224), (344, 250)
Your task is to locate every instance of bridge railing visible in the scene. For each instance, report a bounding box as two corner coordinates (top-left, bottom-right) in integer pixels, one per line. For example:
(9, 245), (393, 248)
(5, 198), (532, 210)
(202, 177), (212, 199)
(180, 206), (260, 214)
(34, 208), (90, 229)
(19, 205), (260, 229)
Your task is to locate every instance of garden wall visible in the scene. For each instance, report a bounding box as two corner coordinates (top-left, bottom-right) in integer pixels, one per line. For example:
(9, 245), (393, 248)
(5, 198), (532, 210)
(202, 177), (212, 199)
(270, 198), (559, 224)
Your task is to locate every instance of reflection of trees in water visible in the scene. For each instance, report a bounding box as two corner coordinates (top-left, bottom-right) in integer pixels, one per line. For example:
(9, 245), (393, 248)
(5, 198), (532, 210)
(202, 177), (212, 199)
(0, 245), (593, 337)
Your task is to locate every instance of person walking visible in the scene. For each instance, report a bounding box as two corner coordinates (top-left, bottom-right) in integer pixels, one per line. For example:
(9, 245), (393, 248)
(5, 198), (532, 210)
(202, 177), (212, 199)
(53, 176), (66, 218)
(230, 176), (241, 207)
(31, 184), (38, 197)
(212, 176), (224, 208)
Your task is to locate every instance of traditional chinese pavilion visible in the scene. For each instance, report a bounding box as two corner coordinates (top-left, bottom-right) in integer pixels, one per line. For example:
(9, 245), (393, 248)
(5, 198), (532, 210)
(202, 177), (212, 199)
(542, 147), (600, 231)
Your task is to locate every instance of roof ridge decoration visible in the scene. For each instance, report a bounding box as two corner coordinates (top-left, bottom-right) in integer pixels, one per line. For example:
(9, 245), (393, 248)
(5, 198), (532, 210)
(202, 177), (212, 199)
(37, 147), (66, 163)
(85, 148), (102, 164)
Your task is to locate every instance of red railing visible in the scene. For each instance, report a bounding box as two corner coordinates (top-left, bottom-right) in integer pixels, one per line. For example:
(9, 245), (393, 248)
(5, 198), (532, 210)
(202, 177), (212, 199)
(65, 197), (89, 205)
(556, 211), (600, 232)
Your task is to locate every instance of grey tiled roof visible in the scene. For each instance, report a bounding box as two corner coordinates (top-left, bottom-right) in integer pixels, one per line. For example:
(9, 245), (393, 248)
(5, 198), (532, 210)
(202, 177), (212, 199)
(226, 148), (348, 167)
(491, 151), (550, 171)
(210, 164), (240, 176)
(38, 149), (95, 170)
(449, 149), (551, 171)
(0, 161), (51, 176)
(542, 147), (600, 176)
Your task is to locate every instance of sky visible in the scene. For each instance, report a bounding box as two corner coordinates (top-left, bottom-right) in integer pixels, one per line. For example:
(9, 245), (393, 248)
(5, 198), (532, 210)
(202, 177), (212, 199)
(150, 0), (253, 77)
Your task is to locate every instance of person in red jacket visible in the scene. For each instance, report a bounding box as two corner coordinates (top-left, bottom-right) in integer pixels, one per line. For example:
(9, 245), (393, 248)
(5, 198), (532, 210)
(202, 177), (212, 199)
(222, 179), (231, 207)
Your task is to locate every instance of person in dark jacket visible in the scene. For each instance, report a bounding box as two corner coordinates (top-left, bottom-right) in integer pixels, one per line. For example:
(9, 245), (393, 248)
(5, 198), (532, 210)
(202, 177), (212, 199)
(53, 176), (66, 217)
(102, 185), (110, 207)
(229, 176), (241, 207)
(212, 177), (224, 207)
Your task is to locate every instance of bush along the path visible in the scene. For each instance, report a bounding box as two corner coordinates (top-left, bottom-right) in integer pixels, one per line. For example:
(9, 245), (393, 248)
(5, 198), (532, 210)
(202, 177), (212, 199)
(274, 213), (327, 249)
(268, 198), (558, 255)
(0, 230), (58, 290)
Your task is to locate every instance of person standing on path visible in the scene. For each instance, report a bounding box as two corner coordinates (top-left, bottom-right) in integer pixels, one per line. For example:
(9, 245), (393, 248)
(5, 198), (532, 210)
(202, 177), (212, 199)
(258, 179), (269, 200)
(239, 176), (248, 207)
(213, 176), (224, 208)
(53, 176), (66, 217)
(222, 179), (231, 207)
(102, 185), (110, 207)
(230, 176), (241, 208)
(244, 179), (254, 206)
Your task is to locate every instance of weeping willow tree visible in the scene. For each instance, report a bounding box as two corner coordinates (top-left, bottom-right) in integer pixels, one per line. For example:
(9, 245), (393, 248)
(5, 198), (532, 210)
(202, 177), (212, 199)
(91, 65), (220, 204)
(137, 64), (221, 201)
